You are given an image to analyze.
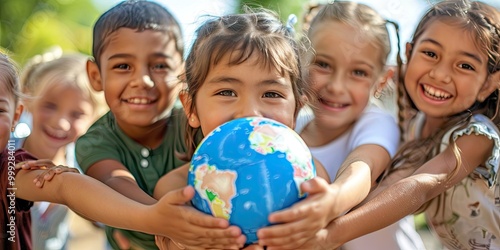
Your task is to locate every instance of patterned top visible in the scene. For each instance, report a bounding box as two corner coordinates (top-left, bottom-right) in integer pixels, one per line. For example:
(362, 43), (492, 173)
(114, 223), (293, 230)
(409, 112), (500, 249)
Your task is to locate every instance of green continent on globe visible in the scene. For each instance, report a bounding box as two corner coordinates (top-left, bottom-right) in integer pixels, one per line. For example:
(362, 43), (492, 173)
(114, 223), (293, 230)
(193, 164), (237, 220)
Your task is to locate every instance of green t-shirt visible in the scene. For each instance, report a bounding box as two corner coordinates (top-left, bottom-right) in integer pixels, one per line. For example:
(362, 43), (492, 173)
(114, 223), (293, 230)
(75, 107), (189, 250)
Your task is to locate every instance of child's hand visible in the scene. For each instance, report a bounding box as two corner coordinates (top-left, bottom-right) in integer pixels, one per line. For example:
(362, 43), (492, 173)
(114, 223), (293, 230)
(16, 159), (56, 170)
(257, 177), (335, 249)
(290, 227), (334, 250)
(152, 186), (246, 249)
(16, 160), (79, 188)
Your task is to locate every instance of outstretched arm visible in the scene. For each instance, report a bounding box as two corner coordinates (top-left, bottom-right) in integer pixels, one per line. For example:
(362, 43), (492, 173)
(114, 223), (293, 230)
(14, 169), (244, 249)
(153, 163), (190, 198)
(86, 159), (157, 204)
(257, 144), (390, 248)
(15, 170), (158, 234)
(323, 133), (493, 248)
(330, 144), (390, 216)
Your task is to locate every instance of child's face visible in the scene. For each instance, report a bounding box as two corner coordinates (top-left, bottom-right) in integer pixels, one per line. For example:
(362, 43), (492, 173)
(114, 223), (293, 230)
(308, 21), (383, 133)
(186, 53), (297, 136)
(0, 83), (20, 149)
(405, 20), (489, 121)
(27, 84), (94, 150)
(90, 28), (183, 130)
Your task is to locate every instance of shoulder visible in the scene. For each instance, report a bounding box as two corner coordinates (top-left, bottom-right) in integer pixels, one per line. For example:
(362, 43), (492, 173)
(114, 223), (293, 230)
(448, 114), (499, 143)
(358, 105), (397, 124)
(76, 112), (118, 145)
(349, 106), (400, 156)
(448, 114), (500, 187)
(352, 106), (399, 139)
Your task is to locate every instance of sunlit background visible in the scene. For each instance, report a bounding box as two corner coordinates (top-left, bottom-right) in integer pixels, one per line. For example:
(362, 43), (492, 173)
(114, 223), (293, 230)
(2, 0), (500, 66)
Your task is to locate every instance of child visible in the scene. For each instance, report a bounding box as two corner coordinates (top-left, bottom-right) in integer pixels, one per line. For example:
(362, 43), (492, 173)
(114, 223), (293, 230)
(0, 52), (233, 250)
(16, 52), (107, 250)
(284, 1), (500, 249)
(75, 0), (242, 249)
(289, 2), (424, 249)
(152, 8), (333, 249)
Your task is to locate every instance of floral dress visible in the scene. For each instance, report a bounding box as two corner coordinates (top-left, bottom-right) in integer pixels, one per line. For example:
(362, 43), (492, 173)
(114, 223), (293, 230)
(409, 113), (500, 249)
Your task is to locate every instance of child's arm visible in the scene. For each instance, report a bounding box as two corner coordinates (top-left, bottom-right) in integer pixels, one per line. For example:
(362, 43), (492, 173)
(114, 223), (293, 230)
(14, 169), (243, 248)
(16, 159), (80, 187)
(297, 133), (492, 249)
(257, 144), (390, 248)
(153, 163), (190, 198)
(86, 159), (157, 204)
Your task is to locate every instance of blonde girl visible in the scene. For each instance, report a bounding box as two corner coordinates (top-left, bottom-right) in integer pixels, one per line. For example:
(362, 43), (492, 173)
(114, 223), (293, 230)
(279, 2), (424, 249)
(12, 52), (108, 250)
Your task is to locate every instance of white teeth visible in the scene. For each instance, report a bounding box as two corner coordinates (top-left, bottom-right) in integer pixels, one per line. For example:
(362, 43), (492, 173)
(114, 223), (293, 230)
(127, 98), (151, 104)
(329, 103), (344, 108)
(423, 85), (451, 99)
(321, 99), (346, 108)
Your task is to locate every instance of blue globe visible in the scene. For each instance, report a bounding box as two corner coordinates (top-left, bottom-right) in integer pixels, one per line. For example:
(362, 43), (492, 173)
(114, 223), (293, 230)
(187, 117), (316, 244)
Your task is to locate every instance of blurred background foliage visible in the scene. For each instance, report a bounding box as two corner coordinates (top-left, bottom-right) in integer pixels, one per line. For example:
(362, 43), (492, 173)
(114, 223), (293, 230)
(0, 0), (101, 65)
(0, 0), (303, 67)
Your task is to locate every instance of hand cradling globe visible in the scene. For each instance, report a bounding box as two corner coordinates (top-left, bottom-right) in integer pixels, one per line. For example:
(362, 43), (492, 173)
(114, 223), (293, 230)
(187, 117), (316, 244)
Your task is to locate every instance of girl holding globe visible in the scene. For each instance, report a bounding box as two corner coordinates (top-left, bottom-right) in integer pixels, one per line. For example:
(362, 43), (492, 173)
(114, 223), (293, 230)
(153, 7), (334, 249)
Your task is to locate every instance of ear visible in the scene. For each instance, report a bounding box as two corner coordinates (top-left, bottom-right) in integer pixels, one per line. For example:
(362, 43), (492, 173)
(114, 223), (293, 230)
(87, 59), (103, 92)
(179, 90), (200, 128)
(405, 42), (413, 62)
(478, 71), (500, 102)
(12, 103), (24, 131)
(375, 67), (395, 92)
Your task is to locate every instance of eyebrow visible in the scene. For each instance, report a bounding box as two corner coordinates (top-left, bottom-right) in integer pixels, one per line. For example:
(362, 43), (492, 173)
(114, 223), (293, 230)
(207, 76), (291, 88)
(0, 98), (11, 107)
(420, 38), (483, 64)
(107, 52), (172, 61)
(316, 53), (376, 70)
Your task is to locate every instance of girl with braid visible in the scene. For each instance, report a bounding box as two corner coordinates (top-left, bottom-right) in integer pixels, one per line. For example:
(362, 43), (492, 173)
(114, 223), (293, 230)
(258, 1), (500, 249)
(284, 2), (424, 249)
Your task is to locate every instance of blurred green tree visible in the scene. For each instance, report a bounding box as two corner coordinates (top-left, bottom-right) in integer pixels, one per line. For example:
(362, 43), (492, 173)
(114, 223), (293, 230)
(0, 0), (101, 65)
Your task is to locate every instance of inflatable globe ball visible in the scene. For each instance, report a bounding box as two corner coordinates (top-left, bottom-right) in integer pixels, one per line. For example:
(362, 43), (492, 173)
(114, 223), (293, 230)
(187, 117), (316, 244)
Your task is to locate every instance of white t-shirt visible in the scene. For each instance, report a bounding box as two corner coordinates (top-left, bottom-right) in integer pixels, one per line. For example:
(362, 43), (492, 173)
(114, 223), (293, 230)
(296, 105), (425, 250)
(295, 105), (400, 180)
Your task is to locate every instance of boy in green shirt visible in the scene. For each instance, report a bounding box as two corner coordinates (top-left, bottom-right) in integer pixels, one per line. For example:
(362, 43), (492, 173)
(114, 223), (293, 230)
(76, 1), (243, 249)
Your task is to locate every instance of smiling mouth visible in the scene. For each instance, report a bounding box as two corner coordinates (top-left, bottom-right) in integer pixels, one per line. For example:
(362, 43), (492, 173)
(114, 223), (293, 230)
(122, 98), (154, 104)
(422, 84), (452, 100)
(44, 127), (68, 140)
(319, 98), (348, 108)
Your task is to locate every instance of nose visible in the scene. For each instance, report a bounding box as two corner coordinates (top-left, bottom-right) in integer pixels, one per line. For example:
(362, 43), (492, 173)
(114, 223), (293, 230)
(57, 117), (71, 132)
(429, 62), (452, 83)
(233, 97), (262, 119)
(325, 73), (346, 94)
(130, 67), (155, 88)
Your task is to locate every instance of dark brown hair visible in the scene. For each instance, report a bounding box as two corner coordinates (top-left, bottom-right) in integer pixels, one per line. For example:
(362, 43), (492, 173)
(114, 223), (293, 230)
(92, 0), (183, 66)
(182, 8), (308, 159)
(390, 0), (500, 212)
